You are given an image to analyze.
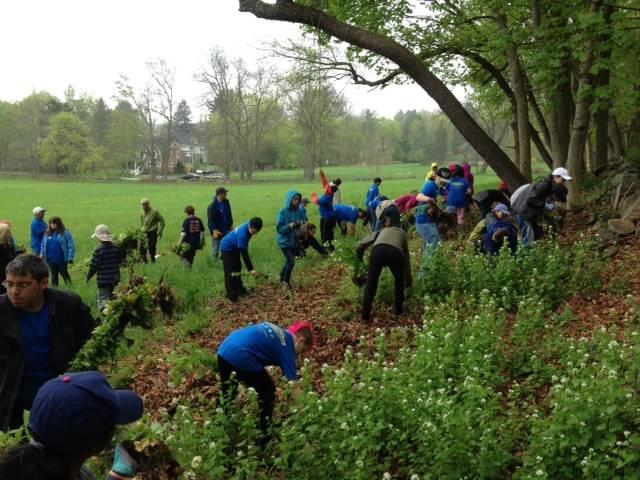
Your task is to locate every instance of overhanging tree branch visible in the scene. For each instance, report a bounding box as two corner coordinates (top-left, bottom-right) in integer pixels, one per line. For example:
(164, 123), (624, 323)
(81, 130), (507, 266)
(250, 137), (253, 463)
(238, 0), (527, 188)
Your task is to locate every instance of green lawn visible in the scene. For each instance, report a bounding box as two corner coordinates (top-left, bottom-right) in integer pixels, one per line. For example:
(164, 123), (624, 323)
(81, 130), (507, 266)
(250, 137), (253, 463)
(0, 170), (498, 309)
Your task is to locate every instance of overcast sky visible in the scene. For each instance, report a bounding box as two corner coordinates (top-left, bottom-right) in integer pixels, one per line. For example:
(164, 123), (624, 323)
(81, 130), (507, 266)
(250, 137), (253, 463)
(0, 0), (442, 118)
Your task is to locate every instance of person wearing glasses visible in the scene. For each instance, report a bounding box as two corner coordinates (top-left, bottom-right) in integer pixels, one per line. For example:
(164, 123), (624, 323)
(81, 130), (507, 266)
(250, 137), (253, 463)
(0, 255), (95, 432)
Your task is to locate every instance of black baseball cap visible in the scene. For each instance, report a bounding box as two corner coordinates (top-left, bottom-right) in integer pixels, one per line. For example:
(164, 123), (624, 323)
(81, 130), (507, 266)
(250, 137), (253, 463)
(216, 187), (229, 195)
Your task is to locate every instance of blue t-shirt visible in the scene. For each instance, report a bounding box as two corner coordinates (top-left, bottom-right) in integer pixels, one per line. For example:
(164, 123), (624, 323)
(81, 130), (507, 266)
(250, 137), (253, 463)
(446, 177), (470, 208)
(334, 204), (359, 224)
(365, 184), (380, 207)
(44, 234), (64, 263)
(318, 194), (335, 219)
(18, 304), (54, 402)
(220, 222), (252, 252)
(181, 216), (205, 248)
(416, 180), (439, 224)
(218, 323), (298, 380)
(30, 218), (47, 254)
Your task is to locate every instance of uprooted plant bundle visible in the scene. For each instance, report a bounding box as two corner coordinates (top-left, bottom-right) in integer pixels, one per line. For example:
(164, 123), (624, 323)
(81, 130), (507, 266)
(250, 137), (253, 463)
(70, 274), (177, 371)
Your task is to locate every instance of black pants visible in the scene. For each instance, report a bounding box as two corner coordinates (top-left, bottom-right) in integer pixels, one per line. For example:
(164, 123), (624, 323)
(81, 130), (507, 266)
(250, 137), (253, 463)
(362, 244), (405, 322)
(280, 247), (296, 285)
(221, 250), (246, 301)
(140, 230), (158, 263)
(181, 245), (196, 267)
(217, 355), (276, 439)
(298, 235), (327, 257)
(320, 217), (336, 247)
(48, 262), (71, 286)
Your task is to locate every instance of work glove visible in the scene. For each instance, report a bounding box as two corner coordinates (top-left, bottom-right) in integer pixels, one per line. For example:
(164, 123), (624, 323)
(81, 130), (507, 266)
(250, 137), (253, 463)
(111, 443), (139, 479)
(213, 229), (222, 240)
(544, 202), (556, 211)
(250, 270), (259, 277)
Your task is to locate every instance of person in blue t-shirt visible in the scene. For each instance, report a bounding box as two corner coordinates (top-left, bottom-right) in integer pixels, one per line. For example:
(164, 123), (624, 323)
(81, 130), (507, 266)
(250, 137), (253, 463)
(220, 217), (263, 302)
(312, 186), (338, 251)
(178, 206), (205, 268)
(30, 207), (47, 255)
(445, 165), (472, 225)
(41, 217), (75, 287)
(276, 191), (306, 289)
(217, 321), (315, 444)
(335, 204), (367, 236)
(0, 255), (94, 431)
(416, 177), (441, 254)
(365, 177), (382, 231)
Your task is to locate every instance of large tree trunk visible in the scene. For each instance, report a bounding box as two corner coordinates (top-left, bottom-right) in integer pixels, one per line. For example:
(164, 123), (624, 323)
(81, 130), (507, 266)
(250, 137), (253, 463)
(148, 123), (156, 181)
(549, 78), (573, 168)
(594, 4), (613, 171)
(238, 0), (527, 190)
(567, 0), (601, 206)
(499, 21), (534, 181)
(608, 115), (624, 160)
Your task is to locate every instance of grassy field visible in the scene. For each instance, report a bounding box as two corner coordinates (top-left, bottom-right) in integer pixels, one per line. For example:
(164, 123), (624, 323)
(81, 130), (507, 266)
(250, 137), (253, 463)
(0, 168), (496, 309)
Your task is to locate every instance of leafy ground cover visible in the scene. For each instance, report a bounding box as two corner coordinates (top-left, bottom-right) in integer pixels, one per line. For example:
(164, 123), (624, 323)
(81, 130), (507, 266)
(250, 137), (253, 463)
(1, 176), (638, 479)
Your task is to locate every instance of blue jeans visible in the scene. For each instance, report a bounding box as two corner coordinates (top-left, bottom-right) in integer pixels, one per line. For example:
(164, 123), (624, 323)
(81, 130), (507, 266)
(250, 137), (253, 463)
(280, 247), (296, 285)
(212, 233), (226, 259)
(416, 222), (440, 251)
(516, 214), (540, 246)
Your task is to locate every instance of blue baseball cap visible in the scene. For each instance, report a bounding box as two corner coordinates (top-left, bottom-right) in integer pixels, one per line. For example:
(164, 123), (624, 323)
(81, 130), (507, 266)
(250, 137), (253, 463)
(29, 371), (143, 454)
(493, 203), (511, 215)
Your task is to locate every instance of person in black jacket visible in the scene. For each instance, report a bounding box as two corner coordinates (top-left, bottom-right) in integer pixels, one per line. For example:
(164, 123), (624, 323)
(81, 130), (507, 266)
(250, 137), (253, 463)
(472, 189), (511, 220)
(207, 187), (233, 260)
(0, 255), (95, 431)
(87, 225), (125, 310)
(511, 167), (572, 245)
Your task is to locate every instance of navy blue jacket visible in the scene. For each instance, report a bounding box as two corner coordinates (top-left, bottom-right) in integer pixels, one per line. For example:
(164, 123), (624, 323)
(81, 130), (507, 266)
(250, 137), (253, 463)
(484, 219), (518, 255)
(207, 197), (233, 234)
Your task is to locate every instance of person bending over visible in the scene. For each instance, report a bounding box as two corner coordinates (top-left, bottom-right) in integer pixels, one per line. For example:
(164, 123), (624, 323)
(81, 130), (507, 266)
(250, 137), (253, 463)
(217, 321), (314, 445)
(356, 208), (412, 323)
(220, 217), (263, 302)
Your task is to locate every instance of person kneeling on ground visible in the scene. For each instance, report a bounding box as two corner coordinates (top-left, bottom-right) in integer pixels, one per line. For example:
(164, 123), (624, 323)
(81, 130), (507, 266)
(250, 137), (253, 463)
(220, 217), (263, 302)
(217, 321), (315, 445)
(356, 207), (412, 323)
(484, 203), (518, 256)
(0, 371), (144, 480)
(87, 225), (125, 310)
(297, 223), (327, 258)
(1, 255), (95, 432)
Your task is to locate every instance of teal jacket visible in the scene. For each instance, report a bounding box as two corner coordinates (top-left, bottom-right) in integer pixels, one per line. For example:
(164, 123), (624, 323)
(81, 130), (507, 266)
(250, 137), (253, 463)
(276, 190), (305, 249)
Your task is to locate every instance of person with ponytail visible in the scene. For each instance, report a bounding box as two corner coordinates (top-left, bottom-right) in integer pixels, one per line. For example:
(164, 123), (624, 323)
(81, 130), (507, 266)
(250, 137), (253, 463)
(0, 371), (144, 480)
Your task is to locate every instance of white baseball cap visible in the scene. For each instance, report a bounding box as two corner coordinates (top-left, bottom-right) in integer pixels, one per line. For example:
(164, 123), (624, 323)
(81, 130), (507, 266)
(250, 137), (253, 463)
(33, 207), (46, 215)
(552, 167), (573, 181)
